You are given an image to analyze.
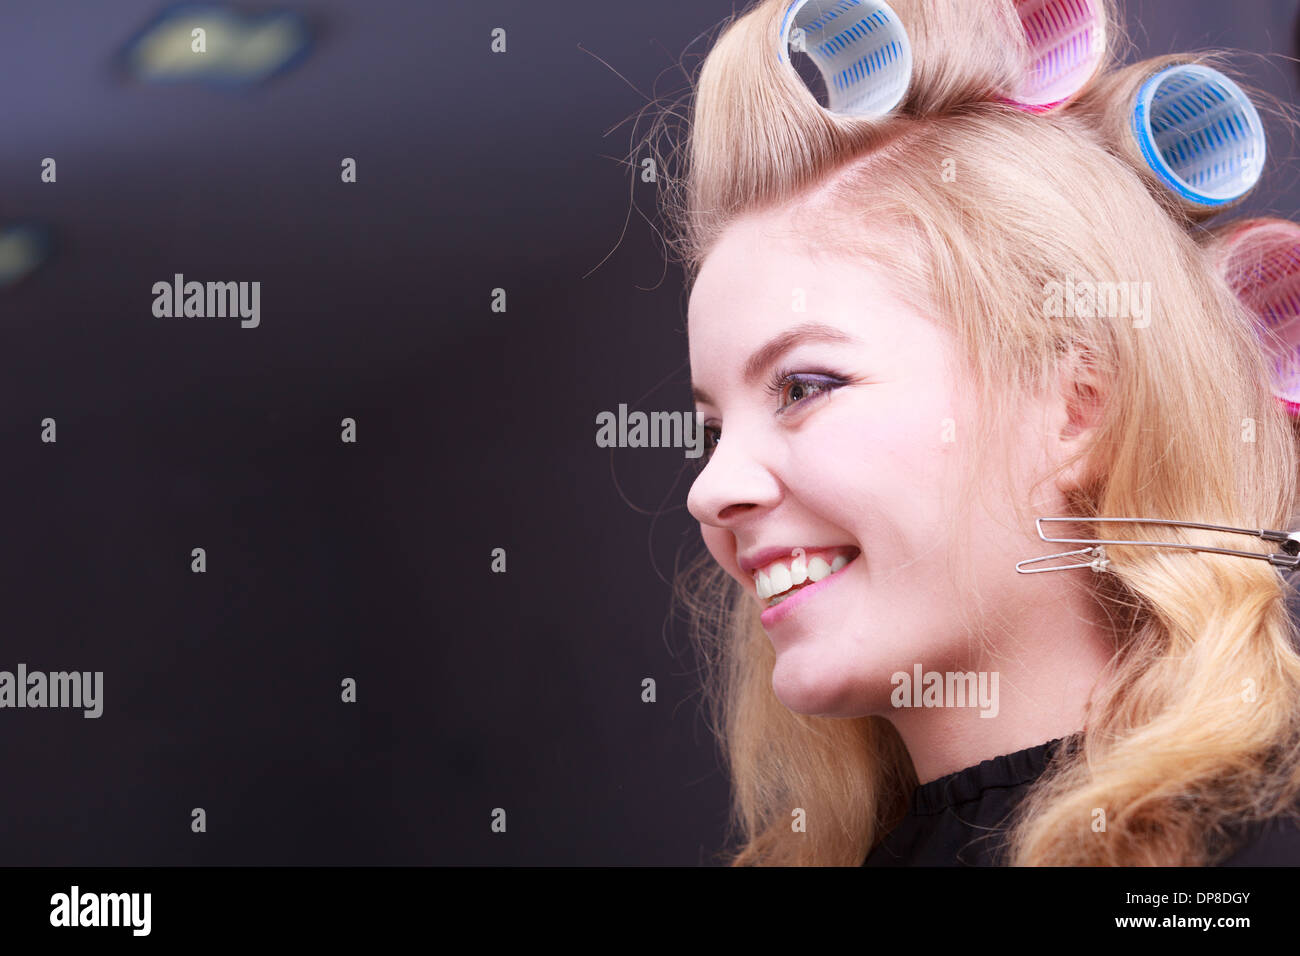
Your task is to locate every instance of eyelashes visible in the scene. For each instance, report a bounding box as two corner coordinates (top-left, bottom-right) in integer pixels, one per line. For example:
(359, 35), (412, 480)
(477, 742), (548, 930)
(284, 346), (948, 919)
(695, 368), (848, 466)
(765, 367), (847, 414)
(700, 422), (721, 463)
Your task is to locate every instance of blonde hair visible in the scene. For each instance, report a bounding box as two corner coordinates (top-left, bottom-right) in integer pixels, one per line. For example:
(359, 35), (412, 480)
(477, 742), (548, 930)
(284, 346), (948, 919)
(649, 0), (1300, 865)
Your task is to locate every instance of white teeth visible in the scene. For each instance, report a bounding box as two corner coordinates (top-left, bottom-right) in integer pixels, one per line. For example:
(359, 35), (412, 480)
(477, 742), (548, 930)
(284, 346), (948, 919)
(752, 548), (857, 605)
(790, 551), (808, 586)
(807, 557), (831, 582)
(768, 563), (792, 596)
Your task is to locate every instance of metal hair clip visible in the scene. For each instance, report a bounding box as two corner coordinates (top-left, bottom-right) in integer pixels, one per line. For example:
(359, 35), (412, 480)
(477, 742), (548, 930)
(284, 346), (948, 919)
(1016, 517), (1300, 574)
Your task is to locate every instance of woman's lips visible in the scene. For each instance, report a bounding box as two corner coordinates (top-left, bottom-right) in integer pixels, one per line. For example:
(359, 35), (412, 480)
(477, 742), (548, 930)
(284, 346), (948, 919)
(758, 550), (860, 627)
(750, 546), (859, 603)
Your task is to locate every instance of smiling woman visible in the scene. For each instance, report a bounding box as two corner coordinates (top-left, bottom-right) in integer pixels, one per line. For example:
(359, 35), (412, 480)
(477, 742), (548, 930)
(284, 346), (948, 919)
(684, 221), (1074, 727)
(645, 0), (1300, 866)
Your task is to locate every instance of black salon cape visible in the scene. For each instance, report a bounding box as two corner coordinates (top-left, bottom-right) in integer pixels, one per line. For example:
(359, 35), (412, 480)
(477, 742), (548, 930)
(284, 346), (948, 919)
(862, 735), (1300, 865)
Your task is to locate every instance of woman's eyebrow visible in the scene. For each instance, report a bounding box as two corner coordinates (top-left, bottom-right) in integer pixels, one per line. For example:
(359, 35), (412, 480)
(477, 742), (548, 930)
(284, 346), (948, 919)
(741, 322), (855, 383)
(691, 322), (856, 407)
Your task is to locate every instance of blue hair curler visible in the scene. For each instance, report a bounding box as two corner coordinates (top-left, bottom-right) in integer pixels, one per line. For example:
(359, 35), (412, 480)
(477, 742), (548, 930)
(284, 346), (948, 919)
(1131, 64), (1266, 208)
(777, 0), (912, 119)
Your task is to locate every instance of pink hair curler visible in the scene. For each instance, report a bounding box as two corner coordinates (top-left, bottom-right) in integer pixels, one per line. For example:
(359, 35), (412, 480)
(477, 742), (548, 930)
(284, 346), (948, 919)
(1006, 0), (1106, 111)
(1218, 219), (1300, 417)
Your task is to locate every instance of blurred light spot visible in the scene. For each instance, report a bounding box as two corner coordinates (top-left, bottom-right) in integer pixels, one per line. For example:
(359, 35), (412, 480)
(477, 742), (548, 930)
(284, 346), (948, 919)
(0, 225), (52, 289)
(120, 3), (312, 90)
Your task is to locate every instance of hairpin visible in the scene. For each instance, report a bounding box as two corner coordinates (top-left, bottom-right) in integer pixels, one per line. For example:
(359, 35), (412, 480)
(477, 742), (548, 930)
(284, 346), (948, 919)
(1129, 63), (1266, 209)
(1209, 217), (1300, 417)
(1016, 516), (1300, 574)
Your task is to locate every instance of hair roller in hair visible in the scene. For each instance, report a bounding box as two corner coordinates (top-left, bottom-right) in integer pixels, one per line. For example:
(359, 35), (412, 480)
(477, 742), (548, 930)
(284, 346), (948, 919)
(777, 0), (912, 118)
(1213, 218), (1300, 416)
(1131, 64), (1266, 209)
(1006, 0), (1106, 112)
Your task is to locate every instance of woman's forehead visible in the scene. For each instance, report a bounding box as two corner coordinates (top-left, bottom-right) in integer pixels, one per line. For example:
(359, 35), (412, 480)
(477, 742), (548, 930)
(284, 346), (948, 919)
(689, 225), (924, 352)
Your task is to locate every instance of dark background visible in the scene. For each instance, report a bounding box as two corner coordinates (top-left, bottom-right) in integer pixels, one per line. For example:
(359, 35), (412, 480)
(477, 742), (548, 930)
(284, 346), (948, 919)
(1, 0), (1297, 865)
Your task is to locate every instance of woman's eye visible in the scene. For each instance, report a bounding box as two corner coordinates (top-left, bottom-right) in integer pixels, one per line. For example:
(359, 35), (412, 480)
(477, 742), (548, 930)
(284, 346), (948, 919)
(771, 372), (843, 413)
(702, 423), (721, 457)
(691, 421), (721, 467)
(692, 372), (844, 469)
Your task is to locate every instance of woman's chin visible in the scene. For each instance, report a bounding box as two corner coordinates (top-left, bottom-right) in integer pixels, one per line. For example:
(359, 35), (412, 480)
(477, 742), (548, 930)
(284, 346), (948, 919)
(770, 653), (876, 717)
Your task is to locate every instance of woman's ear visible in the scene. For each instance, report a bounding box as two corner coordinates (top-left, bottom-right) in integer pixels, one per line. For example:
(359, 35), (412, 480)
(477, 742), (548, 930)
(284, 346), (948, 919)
(1051, 346), (1106, 495)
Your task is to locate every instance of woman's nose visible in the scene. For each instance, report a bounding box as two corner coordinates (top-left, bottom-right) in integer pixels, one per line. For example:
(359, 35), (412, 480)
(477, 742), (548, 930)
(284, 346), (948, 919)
(686, 424), (782, 527)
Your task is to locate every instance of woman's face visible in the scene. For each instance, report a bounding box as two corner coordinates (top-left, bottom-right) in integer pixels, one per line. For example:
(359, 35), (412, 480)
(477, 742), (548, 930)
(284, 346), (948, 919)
(686, 209), (1070, 718)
